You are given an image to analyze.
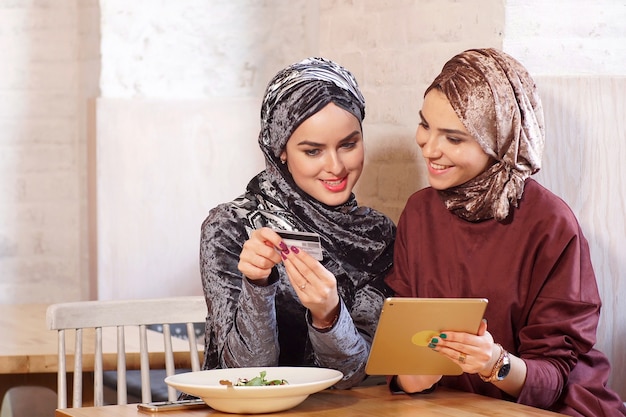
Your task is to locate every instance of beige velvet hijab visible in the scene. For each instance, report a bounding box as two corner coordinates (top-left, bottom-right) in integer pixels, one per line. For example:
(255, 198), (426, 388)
(426, 48), (545, 222)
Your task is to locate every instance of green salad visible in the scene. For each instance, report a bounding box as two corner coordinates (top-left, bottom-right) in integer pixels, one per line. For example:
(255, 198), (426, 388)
(234, 370), (288, 386)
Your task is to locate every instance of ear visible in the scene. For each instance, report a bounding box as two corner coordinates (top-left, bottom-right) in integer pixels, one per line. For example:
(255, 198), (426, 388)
(279, 150), (287, 164)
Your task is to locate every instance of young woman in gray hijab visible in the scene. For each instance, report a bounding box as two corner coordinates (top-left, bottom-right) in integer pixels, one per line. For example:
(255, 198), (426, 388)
(387, 48), (625, 416)
(199, 57), (395, 389)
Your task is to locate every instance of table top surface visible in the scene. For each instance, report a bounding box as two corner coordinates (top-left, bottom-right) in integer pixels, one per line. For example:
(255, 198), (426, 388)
(0, 303), (200, 374)
(54, 384), (566, 417)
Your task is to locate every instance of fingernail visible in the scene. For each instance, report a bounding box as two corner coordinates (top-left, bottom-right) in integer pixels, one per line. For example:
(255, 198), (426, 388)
(431, 337), (439, 344)
(428, 343), (437, 349)
(281, 252), (287, 260)
(290, 246), (300, 254)
(279, 241), (289, 254)
(439, 333), (447, 339)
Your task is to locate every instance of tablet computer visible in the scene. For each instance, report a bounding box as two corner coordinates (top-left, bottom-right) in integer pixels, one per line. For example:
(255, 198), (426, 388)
(365, 297), (488, 376)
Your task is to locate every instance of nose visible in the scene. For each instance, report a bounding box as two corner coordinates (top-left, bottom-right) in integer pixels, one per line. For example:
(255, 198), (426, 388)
(416, 128), (439, 158)
(324, 151), (345, 175)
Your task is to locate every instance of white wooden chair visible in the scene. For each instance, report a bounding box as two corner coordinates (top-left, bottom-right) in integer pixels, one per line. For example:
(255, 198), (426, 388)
(46, 296), (206, 409)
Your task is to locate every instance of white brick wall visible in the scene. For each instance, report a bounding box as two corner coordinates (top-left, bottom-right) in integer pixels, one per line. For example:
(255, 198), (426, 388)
(0, 0), (85, 303)
(99, 0), (318, 98)
(504, 0), (626, 75)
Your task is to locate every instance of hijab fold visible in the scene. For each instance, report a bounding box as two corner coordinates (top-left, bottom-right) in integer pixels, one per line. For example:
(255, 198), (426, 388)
(426, 48), (545, 221)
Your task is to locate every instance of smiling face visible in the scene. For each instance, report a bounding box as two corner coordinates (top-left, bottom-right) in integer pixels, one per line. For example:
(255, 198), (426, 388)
(416, 89), (494, 190)
(280, 102), (364, 206)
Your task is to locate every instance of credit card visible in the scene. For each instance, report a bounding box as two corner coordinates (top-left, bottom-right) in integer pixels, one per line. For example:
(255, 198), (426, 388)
(275, 229), (323, 261)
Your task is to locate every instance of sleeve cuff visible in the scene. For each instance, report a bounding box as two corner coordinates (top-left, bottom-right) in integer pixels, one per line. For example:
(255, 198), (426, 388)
(306, 302), (343, 333)
(244, 267), (280, 291)
(387, 376), (438, 395)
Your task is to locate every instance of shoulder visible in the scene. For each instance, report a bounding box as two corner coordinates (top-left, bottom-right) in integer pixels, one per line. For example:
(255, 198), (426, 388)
(518, 179), (580, 228)
(356, 205), (396, 231)
(393, 187), (448, 235)
(400, 187), (444, 220)
(404, 187), (439, 208)
(200, 194), (255, 243)
(201, 202), (239, 231)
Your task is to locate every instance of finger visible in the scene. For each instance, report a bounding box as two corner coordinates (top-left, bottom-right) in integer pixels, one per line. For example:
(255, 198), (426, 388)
(251, 227), (284, 251)
(282, 253), (339, 322)
(430, 337), (493, 374)
(238, 261), (271, 280)
(281, 255), (310, 293)
(286, 246), (335, 286)
(282, 249), (330, 295)
(238, 246), (279, 280)
(477, 318), (488, 336)
(241, 237), (283, 265)
(238, 231), (284, 280)
(434, 337), (483, 363)
(431, 343), (463, 363)
(430, 344), (475, 372)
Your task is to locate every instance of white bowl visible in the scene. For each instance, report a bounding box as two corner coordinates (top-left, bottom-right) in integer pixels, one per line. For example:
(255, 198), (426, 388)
(164, 366), (343, 414)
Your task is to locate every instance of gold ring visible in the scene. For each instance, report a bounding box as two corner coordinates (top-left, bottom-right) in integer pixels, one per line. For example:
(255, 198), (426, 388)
(458, 353), (467, 364)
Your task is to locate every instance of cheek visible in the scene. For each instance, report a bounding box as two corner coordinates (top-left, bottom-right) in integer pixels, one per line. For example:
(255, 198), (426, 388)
(289, 156), (317, 179)
(470, 151), (492, 173)
(349, 147), (365, 169)
(350, 157), (364, 180)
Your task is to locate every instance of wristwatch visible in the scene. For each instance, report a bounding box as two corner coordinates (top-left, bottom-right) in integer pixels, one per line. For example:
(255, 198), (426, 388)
(496, 350), (511, 380)
(479, 344), (511, 382)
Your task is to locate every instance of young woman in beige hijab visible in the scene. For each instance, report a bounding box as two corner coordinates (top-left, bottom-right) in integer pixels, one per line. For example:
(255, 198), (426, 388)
(386, 48), (625, 417)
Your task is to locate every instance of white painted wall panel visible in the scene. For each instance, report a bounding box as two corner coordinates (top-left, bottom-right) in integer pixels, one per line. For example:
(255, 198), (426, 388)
(95, 98), (264, 300)
(534, 77), (626, 397)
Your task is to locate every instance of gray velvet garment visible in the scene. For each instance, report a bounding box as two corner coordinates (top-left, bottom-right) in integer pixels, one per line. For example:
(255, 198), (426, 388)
(199, 172), (395, 389)
(199, 57), (395, 389)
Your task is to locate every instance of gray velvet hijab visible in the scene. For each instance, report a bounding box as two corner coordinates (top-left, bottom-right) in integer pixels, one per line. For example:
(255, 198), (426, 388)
(426, 48), (545, 222)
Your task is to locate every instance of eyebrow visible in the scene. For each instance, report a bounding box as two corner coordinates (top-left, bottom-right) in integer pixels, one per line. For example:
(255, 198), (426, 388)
(419, 111), (471, 137)
(295, 130), (361, 147)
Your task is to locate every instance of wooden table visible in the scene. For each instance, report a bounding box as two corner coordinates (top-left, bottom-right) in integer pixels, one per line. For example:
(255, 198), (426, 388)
(0, 303), (201, 402)
(54, 384), (566, 416)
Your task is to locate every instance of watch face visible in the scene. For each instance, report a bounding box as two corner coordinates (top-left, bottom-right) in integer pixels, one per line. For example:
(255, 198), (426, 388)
(497, 362), (511, 379)
(497, 354), (511, 380)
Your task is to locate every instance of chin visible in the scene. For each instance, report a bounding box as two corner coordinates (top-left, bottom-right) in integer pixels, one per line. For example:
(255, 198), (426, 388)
(428, 181), (445, 190)
(319, 193), (351, 207)
(428, 177), (456, 190)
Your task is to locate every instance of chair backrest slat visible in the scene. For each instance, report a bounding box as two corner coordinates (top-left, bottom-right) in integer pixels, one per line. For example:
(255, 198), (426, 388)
(187, 322), (201, 372)
(72, 328), (83, 408)
(139, 324), (152, 404)
(47, 296), (206, 409)
(162, 323), (177, 400)
(116, 326), (127, 405)
(57, 328), (67, 409)
(94, 327), (104, 406)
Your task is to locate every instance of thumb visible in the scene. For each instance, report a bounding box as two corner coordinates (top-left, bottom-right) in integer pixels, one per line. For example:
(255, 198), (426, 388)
(477, 318), (488, 336)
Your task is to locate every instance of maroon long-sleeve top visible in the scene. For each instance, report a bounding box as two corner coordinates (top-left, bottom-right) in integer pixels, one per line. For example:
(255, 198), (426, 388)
(386, 179), (625, 417)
